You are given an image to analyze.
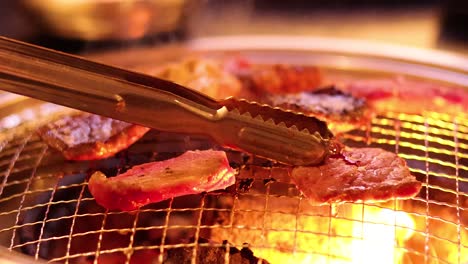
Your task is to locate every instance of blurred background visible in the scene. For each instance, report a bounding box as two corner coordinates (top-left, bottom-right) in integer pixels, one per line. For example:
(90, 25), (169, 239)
(0, 0), (467, 54)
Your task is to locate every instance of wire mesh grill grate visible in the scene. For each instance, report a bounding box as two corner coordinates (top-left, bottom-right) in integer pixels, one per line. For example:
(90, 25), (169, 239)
(0, 108), (466, 264)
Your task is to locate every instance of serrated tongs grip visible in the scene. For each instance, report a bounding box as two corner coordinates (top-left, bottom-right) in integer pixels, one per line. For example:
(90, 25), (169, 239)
(216, 98), (333, 165)
(0, 37), (332, 166)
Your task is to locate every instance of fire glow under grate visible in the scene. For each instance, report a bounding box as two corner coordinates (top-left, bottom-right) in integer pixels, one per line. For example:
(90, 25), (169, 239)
(0, 108), (466, 264)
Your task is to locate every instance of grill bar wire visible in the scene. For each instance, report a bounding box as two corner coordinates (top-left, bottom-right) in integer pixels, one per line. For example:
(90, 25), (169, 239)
(223, 184), (239, 264)
(292, 196), (303, 257)
(424, 118), (430, 264)
(191, 194), (207, 264)
(158, 198), (174, 264)
(64, 181), (87, 264)
(260, 169), (272, 262)
(34, 172), (64, 260)
(359, 203), (365, 263)
(125, 206), (141, 263)
(0, 134), (30, 197)
(360, 117), (373, 263)
(0, 110), (466, 263)
(4, 209), (465, 261)
(453, 119), (461, 264)
(393, 119), (401, 264)
(327, 204), (334, 264)
(392, 200), (397, 263)
(9, 145), (47, 249)
(93, 209), (108, 264)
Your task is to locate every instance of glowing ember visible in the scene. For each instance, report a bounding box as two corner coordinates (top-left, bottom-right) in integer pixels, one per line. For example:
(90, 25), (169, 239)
(260, 204), (415, 264)
(348, 205), (414, 264)
(212, 199), (417, 264)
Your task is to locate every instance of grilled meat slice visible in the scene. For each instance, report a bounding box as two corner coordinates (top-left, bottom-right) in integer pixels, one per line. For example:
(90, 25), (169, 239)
(265, 86), (371, 133)
(227, 58), (369, 133)
(155, 58), (243, 99)
(88, 150), (236, 211)
(291, 147), (422, 204)
(38, 113), (150, 160)
(229, 61), (323, 94)
(340, 77), (468, 115)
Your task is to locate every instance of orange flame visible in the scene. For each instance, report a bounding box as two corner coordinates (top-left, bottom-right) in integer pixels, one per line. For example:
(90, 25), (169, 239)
(211, 197), (468, 263)
(251, 204), (415, 264)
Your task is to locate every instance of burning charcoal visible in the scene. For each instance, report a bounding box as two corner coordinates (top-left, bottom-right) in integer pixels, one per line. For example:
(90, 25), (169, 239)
(262, 178), (276, 186)
(164, 238), (269, 264)
(238, 178), (254, 192)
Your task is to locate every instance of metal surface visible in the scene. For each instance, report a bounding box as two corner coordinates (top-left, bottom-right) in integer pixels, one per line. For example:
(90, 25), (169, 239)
(0, 37), (331, 166)
(0, 36), (467, 263)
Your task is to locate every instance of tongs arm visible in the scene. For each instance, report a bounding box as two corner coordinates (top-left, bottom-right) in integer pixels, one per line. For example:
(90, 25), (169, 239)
(0, 36), (220, 136)
(0, 37), (333, 166)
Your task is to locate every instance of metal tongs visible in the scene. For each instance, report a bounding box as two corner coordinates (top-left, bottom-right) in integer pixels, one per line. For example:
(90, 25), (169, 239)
(0, 36), (333, 166)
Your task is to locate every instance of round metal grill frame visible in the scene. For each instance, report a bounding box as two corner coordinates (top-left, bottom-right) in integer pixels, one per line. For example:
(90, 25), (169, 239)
(0, 36), (467, 264)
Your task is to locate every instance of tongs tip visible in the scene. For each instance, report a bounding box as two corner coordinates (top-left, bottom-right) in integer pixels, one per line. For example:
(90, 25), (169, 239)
(220, 97), (333, 166)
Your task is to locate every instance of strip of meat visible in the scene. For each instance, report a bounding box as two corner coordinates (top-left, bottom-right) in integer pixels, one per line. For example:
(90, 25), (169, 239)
(328, 77), (468, 115)
(38, 113), (150, 160)
(155, 58), (243, 99)
(37, 59), (241, 160)
(265, 86), (371, 134)
(291, 147), (422, 204)
(226, 59), (369, 133)
(228, 61), (323, 94)
(88, 150), (236, 211)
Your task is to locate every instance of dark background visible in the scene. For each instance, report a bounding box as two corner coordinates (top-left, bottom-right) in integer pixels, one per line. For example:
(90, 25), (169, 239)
(0, 0), (467, 54)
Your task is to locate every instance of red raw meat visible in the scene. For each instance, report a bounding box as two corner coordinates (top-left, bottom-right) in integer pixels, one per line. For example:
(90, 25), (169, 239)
(88, 150), (236, 211)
